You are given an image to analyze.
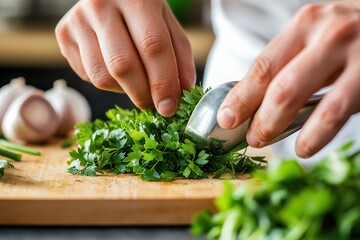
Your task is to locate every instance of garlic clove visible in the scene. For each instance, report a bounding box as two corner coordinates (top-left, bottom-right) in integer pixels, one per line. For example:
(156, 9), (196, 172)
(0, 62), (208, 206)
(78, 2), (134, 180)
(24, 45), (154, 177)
(45, 79), (91, 137)
(0, 77), (35, 133)
(2, 90), (60, 144)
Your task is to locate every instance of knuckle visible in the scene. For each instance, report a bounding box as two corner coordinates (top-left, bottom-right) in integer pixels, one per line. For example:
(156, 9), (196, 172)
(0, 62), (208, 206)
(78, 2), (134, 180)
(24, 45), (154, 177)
(65, 7), (89, 31)
(55, 21), (68, 42)
(151, 80), (172, 94)
(322, 3), (350, 15)
(250, 54), (273, 85)
(106, 55), (134, 79)
(323, 17), (358, 46)
(84, 0), (106, 16)
(293, 4), (321, 27)
(55, 24), (72, 57)
(140, 34), (169, 58)
(231, 88), (252, 119)
(89, 68), (114, 90)
(252, 120), (274, 142)
(71, 7), (86, 25)
(319, 99), (346, 129)
(323, 3), (339, 13)
(270, 81), (295, 107)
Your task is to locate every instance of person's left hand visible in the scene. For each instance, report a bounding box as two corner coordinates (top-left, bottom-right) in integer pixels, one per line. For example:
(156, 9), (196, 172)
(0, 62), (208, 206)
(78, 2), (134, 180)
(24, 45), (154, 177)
(217, 1), (360, 158)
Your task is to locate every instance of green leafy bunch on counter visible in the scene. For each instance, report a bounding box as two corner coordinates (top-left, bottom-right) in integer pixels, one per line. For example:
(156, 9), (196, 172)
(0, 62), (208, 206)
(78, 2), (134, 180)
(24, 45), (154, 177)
(67, 86), (265, 181)
(192, 142), (360, 240)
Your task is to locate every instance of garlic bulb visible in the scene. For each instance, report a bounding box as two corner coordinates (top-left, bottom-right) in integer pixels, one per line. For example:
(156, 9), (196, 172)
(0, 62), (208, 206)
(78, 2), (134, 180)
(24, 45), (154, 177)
(2, 90), (60, 144)
(45, 79), (91, 137)
(0, 77), (34, 133)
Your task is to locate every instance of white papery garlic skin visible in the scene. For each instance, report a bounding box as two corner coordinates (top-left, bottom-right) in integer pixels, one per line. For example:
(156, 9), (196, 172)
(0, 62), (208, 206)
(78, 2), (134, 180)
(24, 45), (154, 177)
(45, 79), (91, 137)
(0, 77), (35, 133)
(2, 90), (60, 144)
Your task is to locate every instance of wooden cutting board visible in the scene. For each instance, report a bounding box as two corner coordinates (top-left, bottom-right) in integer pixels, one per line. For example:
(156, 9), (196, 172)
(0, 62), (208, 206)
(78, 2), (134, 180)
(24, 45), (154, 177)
(0, 139), (271, 226)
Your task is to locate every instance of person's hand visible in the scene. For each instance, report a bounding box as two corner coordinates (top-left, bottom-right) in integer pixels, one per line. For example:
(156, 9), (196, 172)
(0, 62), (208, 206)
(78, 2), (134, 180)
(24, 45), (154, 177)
(55, 0), (195, 117)
(217, 1), (360, 158)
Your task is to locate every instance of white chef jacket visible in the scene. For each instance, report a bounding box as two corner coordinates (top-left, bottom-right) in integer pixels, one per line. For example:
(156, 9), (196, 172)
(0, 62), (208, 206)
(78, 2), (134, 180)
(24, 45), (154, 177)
(204, 0), (360, 165)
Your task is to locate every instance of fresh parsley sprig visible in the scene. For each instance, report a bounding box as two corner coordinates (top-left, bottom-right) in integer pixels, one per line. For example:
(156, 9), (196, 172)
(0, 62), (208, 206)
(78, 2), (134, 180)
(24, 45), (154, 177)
(67, 86), (266, 181)
(0, 159), (14, 180)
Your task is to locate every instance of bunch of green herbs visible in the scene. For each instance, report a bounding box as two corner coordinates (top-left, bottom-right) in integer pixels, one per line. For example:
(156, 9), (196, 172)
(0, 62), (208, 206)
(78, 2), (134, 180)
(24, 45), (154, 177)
(192, 142), (360, 239)
(67, 86), (265, 181)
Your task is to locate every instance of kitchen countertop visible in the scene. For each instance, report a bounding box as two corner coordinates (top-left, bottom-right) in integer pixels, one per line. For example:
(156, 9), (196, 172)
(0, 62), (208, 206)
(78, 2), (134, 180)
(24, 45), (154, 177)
(0, 227), (205, 240)
(0, 22), (214, 68)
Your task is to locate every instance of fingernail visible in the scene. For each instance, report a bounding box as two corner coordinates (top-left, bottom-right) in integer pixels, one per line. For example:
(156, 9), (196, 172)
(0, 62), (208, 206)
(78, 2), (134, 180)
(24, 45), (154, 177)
(157, 98), (177, 117)
(247, 129), (266, 148)
(218, 108), (236, 129)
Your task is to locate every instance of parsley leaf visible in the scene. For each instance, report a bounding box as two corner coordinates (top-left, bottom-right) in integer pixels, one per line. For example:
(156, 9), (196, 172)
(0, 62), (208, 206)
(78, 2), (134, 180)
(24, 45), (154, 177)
(0, 159), (14, 180)
(67, 86), (266, 181)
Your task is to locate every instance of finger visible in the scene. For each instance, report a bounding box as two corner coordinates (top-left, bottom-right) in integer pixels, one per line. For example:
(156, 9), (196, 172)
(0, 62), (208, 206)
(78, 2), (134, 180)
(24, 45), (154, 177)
(295, 65), (360, 158)
(246, 42), (346, 147)
(71, 21), (122, 93)
(217, 18), (307, 129)
(55, 20), (89, 82)
(164, 3), (196, 91)
(88, 7), (153, 109)
(121, 1), (181, 117)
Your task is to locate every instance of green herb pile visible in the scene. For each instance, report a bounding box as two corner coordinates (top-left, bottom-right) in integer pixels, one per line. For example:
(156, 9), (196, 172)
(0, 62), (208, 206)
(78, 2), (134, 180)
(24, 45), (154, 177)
(67, 86), (265, 181)
(192, 142), (360, 239)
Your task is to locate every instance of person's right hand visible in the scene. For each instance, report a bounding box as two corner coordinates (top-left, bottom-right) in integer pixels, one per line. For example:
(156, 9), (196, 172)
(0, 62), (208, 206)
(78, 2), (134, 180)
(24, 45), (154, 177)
(55, 0), (196, 117)
(217, 1), (360, 158)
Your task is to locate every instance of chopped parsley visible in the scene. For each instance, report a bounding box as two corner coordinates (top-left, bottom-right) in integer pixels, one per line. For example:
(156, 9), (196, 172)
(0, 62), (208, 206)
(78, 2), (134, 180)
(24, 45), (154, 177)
(67, 86), (266, 181)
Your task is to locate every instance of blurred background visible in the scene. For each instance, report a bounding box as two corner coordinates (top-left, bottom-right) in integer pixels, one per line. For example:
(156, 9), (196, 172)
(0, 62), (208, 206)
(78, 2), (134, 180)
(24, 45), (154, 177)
(0, 0), (214, 119)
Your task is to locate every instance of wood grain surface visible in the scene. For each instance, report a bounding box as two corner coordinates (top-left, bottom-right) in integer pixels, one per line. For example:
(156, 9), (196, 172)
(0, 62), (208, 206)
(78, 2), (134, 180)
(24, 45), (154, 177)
(0, 139), (271, 226)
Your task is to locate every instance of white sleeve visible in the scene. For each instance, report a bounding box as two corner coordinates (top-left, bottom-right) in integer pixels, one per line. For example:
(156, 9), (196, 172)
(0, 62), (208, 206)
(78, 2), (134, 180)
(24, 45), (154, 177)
(203, 0), (303, 89)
